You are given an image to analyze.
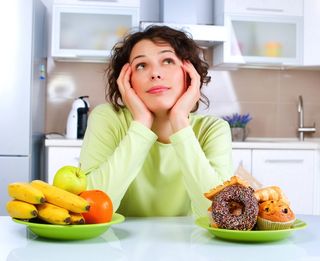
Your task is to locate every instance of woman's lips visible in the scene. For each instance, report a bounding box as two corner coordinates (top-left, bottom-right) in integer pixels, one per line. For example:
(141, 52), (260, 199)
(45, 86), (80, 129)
(147, 86), (170, 94)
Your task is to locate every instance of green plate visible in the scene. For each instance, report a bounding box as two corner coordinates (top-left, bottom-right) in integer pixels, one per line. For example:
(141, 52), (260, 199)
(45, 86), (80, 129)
(195, 217), (307, 242)
(12, 213), (125, 240)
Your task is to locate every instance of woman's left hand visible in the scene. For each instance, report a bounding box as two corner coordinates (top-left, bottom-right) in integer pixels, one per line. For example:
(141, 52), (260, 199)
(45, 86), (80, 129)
(169, 60), (201, 132)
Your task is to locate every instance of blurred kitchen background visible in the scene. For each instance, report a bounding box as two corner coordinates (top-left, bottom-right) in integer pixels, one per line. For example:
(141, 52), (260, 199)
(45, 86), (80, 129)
(42, 0), (320, 138)
(1, 0), (320, 216)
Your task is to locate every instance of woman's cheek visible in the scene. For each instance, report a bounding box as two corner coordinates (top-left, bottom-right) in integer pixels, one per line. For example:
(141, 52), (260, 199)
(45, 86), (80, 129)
(130, 73), (139, 92)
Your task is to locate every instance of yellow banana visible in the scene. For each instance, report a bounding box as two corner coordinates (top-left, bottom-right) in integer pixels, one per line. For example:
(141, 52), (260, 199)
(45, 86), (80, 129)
(37, 202), (71, 225)
(6, 200), (38, 219)
(31, 180), (90, 213)
(8, 182), (45, 204)
(69, 212), (85, 224)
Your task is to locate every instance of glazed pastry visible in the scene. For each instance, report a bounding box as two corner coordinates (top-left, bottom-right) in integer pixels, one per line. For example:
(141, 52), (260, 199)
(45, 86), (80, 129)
(204, 176), (250, 201)
(254, 186), (290, 205)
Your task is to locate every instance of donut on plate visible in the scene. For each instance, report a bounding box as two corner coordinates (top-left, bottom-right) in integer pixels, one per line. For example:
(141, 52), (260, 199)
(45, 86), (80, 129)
(205, 176), (259, 230)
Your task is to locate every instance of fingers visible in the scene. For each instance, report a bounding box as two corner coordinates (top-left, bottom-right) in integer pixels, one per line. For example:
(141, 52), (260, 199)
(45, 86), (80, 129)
(182, 60), (200, 90)
(117, 63), (131, 96)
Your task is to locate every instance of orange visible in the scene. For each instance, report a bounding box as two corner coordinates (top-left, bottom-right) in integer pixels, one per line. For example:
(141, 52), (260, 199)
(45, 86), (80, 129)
(80, 190), (113, 224)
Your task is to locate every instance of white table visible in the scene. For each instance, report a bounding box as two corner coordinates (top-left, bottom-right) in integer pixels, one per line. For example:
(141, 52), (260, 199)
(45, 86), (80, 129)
(0, 215), (319, 261)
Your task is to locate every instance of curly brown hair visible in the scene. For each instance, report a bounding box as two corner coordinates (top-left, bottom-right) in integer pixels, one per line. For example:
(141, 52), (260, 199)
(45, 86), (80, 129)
(105, 25), (211, 112)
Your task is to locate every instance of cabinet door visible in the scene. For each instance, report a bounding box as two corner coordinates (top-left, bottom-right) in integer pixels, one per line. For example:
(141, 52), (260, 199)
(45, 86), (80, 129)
(46, 147), (81, 184)
(225, 0), (303, 16)
(52, 4), (139, 61)
(232, 149), (251, 174)
(214, 14), (303, 66)
(252, 149), (315, 215)
(303, 0), (320, 66)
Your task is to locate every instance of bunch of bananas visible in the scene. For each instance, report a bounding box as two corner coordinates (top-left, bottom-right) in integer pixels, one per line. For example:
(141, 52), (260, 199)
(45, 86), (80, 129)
(6, 180), (90, 225)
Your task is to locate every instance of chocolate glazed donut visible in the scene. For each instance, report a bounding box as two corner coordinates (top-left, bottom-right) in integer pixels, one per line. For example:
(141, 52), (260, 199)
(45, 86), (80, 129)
(211, 184), (259, 230)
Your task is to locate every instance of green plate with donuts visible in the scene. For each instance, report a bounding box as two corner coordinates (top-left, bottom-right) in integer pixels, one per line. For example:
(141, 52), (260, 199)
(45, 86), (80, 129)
(195, 217), (307, 242)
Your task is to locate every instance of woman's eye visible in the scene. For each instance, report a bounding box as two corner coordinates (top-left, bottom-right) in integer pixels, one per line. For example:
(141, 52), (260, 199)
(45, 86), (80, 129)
(136, 63), (145, 70)
(163, 58), (174, 65)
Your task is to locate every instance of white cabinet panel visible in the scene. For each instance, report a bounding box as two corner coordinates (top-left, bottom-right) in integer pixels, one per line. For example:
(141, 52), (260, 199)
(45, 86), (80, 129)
(232, 149), (251, 174)
(252, 150), (315, 215)
(303, 0), (320, 66)
(224, 0), (303, 16)
(46, 147), (81, 185)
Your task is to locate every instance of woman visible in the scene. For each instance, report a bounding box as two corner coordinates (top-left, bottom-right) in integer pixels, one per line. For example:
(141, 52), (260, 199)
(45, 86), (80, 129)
(80, 25), (232, 217)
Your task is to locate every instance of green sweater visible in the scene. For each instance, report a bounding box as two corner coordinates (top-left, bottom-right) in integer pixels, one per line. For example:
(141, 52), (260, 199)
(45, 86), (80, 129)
(80, 103), (232, 217)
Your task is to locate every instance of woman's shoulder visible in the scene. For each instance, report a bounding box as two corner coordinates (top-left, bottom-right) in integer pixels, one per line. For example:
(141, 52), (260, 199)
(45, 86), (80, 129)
(190, 113), (231, 142)
(91, 103), (130, 118)
(191, 113), (229, 129)
(89, 103), (132, 126)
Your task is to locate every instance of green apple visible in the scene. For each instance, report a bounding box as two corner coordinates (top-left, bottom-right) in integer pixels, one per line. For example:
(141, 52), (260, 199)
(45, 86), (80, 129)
(53, 165), (87, 195)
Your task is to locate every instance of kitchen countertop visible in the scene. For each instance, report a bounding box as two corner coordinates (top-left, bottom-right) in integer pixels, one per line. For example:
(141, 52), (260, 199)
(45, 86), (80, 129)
(45, 135), (320, 149)
(0, 215), (319, 261)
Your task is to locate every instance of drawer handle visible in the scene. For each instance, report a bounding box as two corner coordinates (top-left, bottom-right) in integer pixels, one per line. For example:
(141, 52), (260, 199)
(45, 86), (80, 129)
(246, 7), (284, 13)
(265, 159), (304, 164)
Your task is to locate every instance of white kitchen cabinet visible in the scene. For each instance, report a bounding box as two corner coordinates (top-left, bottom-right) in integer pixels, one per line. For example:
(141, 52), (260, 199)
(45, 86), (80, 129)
(232, 149), (252, 174)
(303, 0), (320, 66)
(45, 145), (81, 185)
(252, 149), (318, 215)
(213, 0), (303, 67)
(219, 0), (303, 17)
(51, 2), (139, 62)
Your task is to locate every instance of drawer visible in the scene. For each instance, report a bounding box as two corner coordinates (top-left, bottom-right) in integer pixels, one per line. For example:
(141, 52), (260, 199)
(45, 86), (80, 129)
(46, 147), (81, 184)
(225, 0), (303, 16)
(252, 149), (315, 214)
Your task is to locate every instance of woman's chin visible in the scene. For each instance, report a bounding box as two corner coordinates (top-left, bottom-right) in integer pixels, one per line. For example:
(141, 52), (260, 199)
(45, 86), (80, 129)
(147, 104), (175, 115)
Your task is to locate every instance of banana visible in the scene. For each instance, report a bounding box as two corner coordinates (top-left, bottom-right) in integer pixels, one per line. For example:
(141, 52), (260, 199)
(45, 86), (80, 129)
(6, 200), (38, 219)
(31, 180), (90, 213)
(8, 182), (45, 204)
(37, 202), (71, 225)
(69, 212), (85, 224)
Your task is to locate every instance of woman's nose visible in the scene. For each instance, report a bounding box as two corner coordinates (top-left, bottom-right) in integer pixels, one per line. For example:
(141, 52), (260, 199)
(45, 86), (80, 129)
(151, 74), (161, 80)
(150, 65), (162, 80)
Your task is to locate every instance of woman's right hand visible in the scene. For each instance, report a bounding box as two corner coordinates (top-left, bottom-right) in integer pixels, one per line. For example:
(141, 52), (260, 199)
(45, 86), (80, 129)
(117, 63), (154, 128)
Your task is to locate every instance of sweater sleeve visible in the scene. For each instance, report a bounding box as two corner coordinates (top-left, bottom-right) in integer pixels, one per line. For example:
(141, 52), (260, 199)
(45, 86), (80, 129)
(79, 105), (158, 211)
(169, 119), (233, 218)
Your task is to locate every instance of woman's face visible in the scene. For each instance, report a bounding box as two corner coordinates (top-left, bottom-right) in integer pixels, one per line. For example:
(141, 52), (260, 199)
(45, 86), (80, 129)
(129, 39), (186, 114)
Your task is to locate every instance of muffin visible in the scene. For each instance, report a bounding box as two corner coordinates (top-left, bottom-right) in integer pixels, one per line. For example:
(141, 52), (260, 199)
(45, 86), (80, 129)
(257, 200), (295, 230)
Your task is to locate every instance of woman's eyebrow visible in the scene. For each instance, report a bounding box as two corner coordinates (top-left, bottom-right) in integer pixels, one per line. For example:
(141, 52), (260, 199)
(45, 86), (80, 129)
(130, 49), (175, 64)
(159, 49), (175, 55)
(130, 55), (145, 64)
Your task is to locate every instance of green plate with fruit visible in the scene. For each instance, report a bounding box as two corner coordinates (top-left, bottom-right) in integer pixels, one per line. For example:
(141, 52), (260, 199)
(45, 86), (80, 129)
(13, 213), (125, 240)
(195, 217), (307, 242)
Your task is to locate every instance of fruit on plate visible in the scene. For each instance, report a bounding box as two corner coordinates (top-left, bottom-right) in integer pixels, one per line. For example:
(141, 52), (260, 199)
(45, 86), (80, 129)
(80, 190), (113, 224)
(31, 180), (90, 213)
(6, 200), (38, 219)
(37, 202), (71, 225)
(8, 182), (45, 204)
(53, 165), (87, 195)
(69, 212), (85, 224)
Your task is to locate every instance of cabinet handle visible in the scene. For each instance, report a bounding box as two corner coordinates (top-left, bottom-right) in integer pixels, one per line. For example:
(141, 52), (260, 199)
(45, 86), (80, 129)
(265, 159), (304, 164)
(246, 7), (284, 13)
